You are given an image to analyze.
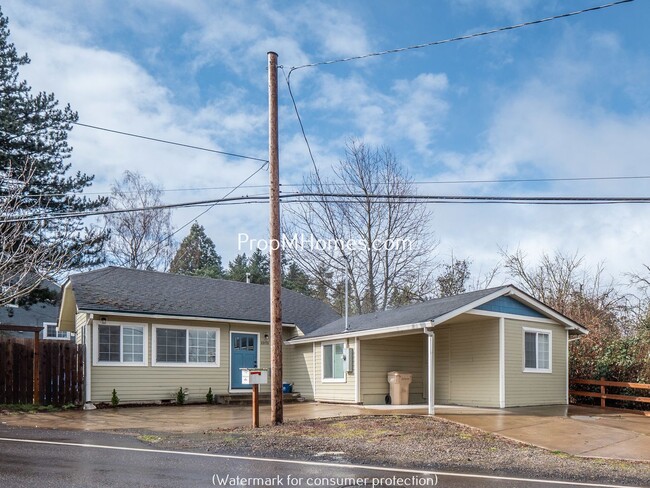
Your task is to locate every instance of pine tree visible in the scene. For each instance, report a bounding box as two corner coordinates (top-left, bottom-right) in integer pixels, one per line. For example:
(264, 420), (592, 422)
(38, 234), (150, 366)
(0, 9), (107, 303)
(282, 261), (312, 295)
(248, 249), (270, 284)
(169, 223), (223, 278)
(226, 253), (250, 282)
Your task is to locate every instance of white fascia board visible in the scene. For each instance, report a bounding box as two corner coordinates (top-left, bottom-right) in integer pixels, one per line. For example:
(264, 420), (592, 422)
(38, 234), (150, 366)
(285, 321), (430, 345)
(78, 309), (296, 328)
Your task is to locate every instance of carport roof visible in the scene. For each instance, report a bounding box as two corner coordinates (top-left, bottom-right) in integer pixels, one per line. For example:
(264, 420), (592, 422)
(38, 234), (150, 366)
(291, 285), (588, 341)
(65, 266), (339, 333)
(296, 287), (505, 339)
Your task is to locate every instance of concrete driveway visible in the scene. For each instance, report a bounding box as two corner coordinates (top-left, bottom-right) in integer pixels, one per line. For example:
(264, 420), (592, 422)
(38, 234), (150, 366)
(1, 403), (648, 462)
(435, 404), (650, 462)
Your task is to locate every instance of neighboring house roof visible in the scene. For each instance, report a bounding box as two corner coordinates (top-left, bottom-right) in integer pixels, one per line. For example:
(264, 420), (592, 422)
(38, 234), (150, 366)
(288, 285), (588, 343)
(0, 280), (61, 338)
(0, 302), (60, 326)
(65, 266), (340, 334)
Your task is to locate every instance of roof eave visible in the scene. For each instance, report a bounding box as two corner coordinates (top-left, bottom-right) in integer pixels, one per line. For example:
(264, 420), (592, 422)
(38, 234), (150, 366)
(77, 308), (297, 328)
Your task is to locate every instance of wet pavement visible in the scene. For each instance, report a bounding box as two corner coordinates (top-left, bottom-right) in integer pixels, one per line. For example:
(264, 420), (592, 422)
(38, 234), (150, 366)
(0, 426), (639, 488)
(1, 402), (648, 462)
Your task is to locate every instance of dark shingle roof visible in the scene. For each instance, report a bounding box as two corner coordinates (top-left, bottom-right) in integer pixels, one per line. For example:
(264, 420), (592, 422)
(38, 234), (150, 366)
(0, 303), (59, 326)
(68, 267), (340, 334)
(299, 286), (508, 339)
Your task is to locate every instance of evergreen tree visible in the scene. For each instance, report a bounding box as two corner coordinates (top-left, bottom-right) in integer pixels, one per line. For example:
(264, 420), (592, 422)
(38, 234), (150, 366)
(282, 261), (312, 295)
(0, 9), (107, 303)
(169, 223), (223, 278)
(226, 253), (250, 282)
(248, 249), (270, 285)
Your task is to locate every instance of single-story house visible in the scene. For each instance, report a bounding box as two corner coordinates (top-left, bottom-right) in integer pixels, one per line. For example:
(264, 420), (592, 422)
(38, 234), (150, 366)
(58, 266), (587, 412)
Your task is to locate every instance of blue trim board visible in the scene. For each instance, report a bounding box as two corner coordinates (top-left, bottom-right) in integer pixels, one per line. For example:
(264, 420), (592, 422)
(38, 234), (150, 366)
(476, 296), (546, 318)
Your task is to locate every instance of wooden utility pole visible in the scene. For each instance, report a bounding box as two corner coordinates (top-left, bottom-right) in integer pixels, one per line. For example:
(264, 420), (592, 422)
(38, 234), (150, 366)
(268, 51), (283, 425)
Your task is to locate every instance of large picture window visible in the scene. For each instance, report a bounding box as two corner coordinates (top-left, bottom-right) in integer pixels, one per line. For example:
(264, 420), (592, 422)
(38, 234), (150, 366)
(94, 322), (146, 365)
(322, 342), (345, 381)
(523, 328), (551, 373)
(153, 325), (219, 366)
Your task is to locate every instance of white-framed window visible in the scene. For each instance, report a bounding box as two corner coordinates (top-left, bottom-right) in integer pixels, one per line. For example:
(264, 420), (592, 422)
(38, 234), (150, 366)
(523, 327), (552, 373)
(152, 324), (220, 367)
(322, 341), (346, 382)
(43, 322), (71, 340)
(93, 321), (148, 366)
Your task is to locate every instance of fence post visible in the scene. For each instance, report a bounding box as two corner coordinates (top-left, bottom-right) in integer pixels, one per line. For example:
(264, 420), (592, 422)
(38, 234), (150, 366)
(600, 377), (606, 409)
(33, 332), (40, 405)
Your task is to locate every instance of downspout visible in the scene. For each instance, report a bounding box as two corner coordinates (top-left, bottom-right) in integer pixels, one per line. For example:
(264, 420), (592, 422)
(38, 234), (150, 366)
(83, 314), (96, 410)
(424, 323), (435, 416)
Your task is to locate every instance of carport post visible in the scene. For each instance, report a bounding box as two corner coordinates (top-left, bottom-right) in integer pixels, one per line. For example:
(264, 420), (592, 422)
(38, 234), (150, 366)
(425, 329), (435, 415)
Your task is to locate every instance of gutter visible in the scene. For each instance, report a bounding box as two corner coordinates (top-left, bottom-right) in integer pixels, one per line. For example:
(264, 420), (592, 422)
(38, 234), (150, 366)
(285, 321), (431, 345)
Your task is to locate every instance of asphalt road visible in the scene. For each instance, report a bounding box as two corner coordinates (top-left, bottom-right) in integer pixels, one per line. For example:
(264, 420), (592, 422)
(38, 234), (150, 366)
(0, 426), (643, 488)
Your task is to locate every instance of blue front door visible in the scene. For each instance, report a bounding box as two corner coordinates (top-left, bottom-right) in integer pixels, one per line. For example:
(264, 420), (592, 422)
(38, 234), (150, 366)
(231, 333), (258, 389)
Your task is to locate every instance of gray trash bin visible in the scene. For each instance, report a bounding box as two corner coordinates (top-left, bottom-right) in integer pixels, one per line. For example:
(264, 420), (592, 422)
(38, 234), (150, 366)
(387, 371), (412, 405)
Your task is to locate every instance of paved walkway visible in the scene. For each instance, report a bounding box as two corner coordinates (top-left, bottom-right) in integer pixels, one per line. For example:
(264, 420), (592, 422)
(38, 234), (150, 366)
(1, 403), (648, 462)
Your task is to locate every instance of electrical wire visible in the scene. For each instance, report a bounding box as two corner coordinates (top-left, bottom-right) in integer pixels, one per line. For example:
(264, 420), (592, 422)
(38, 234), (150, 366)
(134, 160), (270, 260)
(12, 173), (650, 198)
(281, 0), (634, 180)
(6, 191), (650, 224)
(288, 0), (634, 73)
(280, 67), (320, 177)
(73, 122), (268, 163)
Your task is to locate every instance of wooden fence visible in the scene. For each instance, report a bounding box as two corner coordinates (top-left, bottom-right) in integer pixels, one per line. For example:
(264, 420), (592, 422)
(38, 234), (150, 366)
(570, 378), (650, 415)
(0, 338), (84, 406)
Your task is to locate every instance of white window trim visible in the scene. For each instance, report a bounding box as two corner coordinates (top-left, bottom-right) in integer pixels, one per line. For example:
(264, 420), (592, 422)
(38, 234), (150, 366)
(522, 327), (552, 374)
(321, 340), (347, 383)
(43, 322), (71, 340)
(152, 323), (220, 368)
(229, 331), (261, 392)
(93, 320), (148, 367)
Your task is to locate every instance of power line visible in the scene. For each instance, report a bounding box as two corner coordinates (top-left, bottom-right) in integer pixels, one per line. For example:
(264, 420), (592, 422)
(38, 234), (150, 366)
(13, 173), (650, 198)
(280, 1), (635, 193)
(280, 67), (320, 177)
(6, 191), (650, 224)
(288, 0), (634, 73)
(14, 173), (650, 198)
(73, 122), (269, 163)
(133, 160), (270, 265)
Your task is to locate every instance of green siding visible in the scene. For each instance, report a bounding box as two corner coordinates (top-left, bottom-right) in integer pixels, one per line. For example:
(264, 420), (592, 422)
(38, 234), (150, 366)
(434, 320), (500, 407)
(504, 319), (567, 406)
(88, 315), (274, 403)
(359, 334), (425, 405)
(313, 339), (357, 403)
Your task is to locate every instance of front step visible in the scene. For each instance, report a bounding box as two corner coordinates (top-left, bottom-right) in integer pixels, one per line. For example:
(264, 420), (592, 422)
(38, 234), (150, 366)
(215, 392), (302, 405)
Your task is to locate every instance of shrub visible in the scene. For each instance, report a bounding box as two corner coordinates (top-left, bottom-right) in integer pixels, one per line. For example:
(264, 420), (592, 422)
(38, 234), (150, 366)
(111, 389), (119, 407)
(206, 387), (214, 404)
(176, 387), (186, 405)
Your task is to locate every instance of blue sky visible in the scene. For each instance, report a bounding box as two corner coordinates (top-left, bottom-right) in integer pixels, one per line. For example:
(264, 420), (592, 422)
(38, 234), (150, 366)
(3, 0), (649, 282)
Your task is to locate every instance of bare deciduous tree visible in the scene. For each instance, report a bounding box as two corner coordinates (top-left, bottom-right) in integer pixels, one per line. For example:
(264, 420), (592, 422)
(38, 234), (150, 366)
(500, 248), (622, 331)
(1, 161), (85, 306)
(104, 171), (175, 270)
(284, 140), (437, 313)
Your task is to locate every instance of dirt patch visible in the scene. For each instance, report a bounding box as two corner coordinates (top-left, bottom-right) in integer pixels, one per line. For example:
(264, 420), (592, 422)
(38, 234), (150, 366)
(139, 415), (650, 486)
